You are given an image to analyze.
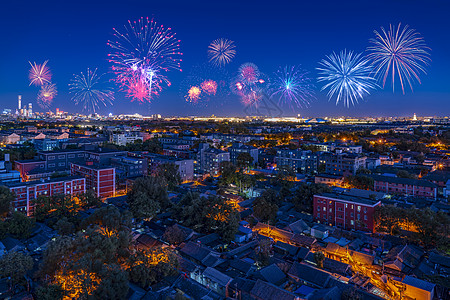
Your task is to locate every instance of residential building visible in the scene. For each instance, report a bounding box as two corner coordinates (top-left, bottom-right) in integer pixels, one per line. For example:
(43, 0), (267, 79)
(320, 152), (366, 176)
(70, 162), (115, 198)
(314, 174), (343, 187)
(229, 143), (259, 166)
(313, 193), (381, 232)
(138, 153), (194, 182)
(198, 147), (230, 176)
(110, 156), (148, 179)
(276, 149), (318, 174)
(7, 176), (86, 216)
(371, 174), (437, 199)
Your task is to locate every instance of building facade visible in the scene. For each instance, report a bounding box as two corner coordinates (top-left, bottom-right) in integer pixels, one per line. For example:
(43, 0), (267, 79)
(371, 175), (437, 199)
(70, 163), (115, 198)
(320, 152), (367, 176)
(276, 149), (318, 174)
(8, 176), (86, 216)
(313, 193), (381, 232)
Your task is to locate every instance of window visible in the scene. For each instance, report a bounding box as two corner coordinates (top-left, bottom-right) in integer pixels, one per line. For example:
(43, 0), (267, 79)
(329, 208), (332, 212)
(364, 207), (367, 213)
(58, 155), (65, 159)
(49, 163), (55, 167)
(364, 215), (367, 220)
(323, 207), (326, 211)
(49, 156), (55, 160)
(357, 206), (361, 212)
(317, 207), (321, 211)
(317, 213), (320, 218)
(345, 203), (348, 208)
(68, 154), (75, 158)
(78, 154), (84, 157)
(357, 214), (360, 220)
(350, 212), (354, 217)
(351, 220), (354, 225)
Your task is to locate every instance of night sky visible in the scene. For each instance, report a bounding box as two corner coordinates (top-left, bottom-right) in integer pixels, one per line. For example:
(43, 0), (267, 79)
(0, 0), (449, 117)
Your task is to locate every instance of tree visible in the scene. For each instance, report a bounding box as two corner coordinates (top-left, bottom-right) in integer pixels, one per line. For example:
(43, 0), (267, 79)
(82, 205), (132, 238)
(127, 247), (179, 289)
(255, 239), (272, 267)
(127, 176), (169, 220)
(343, 175), (374, 190)
(253, 197), (278, 223)
(314, 251), (325, 269)
(6, 211), (35, 239)
(291, 183), (331, 213)
(55, 217), (75, 235)
(219, 161), (237, 186)
(173, 193), (240, 242)
(0, 186), (13, 218)
(154, 163), (181, 190)
(396, 170), (417, 179)
(35, 284), (64, 300)
(93, 264), (129, 300)
(0, 251), (33, 288)
(237, 152), (254, 169)
(163, 225), (186, 245)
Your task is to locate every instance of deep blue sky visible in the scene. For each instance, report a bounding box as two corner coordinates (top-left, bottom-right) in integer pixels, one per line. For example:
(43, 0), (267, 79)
(0, 0), (449, 117)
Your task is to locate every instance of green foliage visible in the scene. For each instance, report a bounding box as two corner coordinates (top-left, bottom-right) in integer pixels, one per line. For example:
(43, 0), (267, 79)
(291, 183), (331, 213)
(255, 239), (272, 267)
(253, 197), (278, 224)
(55, 217), (75, 235)
(154, 163), (181, 190)
(127, 247), (179, 289)
(343, 174), (374, 190)
(236, 152), (254, 169)
(0, 186), (13, 217)
(173, 193), (240, 242)
(0, 251), (33, 287)
(374, 205), (450, 249)
(396, 170), (417, 179)
(4, 211), (35, 239)
(127, 176), (169, 220)
(163, 225), (185, 245)
(314, 251), (325, 269)
(35, 284), (64, 300)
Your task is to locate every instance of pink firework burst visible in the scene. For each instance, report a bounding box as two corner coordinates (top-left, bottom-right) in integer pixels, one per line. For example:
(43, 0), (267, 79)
(185, 86), (202, 103)
(29, 60), (52, 86)
(238, 63), (260, 84)
(200, 80), (217, 95)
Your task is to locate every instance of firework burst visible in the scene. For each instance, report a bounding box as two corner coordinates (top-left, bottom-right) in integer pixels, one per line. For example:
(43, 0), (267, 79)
(69, 68), (114, 113)
(185, 86), (202, 103)
(270, 65), (314, 109)
(200, 80), (218, 96)
(29, 61), (52, 86)
(317, 50), (378, 107)
(108, 17), (182, 102)
(37, 83), (57, 109)
(207, 38), (236, 66)
(232, 63), (268, 107)
(367, 23), (431, 94)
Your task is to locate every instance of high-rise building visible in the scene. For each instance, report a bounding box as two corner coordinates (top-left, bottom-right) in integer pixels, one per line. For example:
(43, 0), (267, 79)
(18, 95), (22, 111)
(28, 103), (32, 116)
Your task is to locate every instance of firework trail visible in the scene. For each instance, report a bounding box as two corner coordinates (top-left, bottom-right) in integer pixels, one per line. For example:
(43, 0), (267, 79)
(367, 23), (431, 94)
(317, 50), (378, 107)
(270, 65), (314, 109)
(69, 68), (114, 113)
(208, 38), (236, 66)
(37, 83), (57, 109)
(29, 61), (52, 86)
(108, 17), (182, 102)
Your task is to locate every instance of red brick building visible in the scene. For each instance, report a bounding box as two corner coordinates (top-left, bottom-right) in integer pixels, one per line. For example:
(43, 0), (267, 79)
(7, 176), (86, 216)
(313, 193), (381, 232)
(70, 162), (115, 198)
(371, 174), (437, 199)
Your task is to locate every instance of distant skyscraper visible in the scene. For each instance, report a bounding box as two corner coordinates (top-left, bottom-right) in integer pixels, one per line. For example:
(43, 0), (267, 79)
(413, 113), (417, 121)
(18, 95), (22, 111)
(28, 103), (32, 116)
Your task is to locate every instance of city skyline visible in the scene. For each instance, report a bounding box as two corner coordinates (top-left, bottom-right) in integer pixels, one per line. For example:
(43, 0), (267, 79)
(0, 0), (449, 117)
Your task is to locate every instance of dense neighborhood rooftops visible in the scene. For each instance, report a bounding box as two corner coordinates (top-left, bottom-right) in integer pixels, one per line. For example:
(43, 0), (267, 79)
(370, 174), (438, 188)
